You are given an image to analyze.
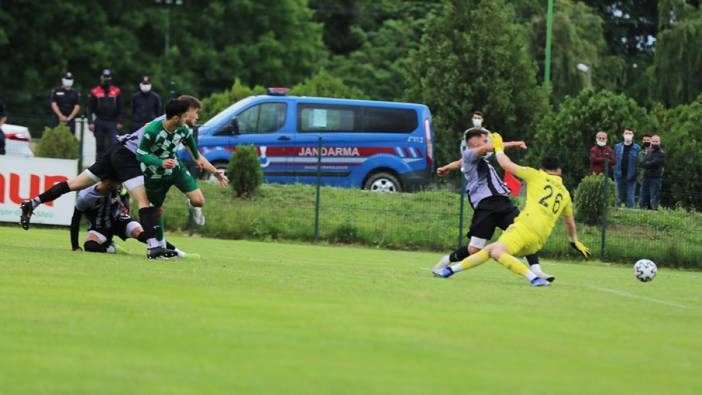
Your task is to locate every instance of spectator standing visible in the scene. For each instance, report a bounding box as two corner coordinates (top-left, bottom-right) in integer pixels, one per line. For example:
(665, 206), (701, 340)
(639, 134), (665, 210)
(131, 76), (161, 131)
(87, 69), (122, 158)
(49, 72), (81, 131)
(637, 134), (652, 203)
(589, 131), (615, 176)
(0, 100), (6, 155)
(613, 128), (641, 208)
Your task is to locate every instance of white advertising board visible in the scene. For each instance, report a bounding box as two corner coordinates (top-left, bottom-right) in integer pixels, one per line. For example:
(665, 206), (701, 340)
(0, 156), (78, 226)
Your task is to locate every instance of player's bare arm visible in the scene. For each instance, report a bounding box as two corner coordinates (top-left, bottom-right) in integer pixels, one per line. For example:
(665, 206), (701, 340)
(437, 159), (462, 176)
(491, 133), (521, 175)
(186, 147), (229, 187)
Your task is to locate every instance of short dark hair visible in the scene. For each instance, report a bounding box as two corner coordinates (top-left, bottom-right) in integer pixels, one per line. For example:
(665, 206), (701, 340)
(464, 128), (484, 141)
(642, 133), (652, 138)
(177, 95), (202, 109)
(541, 156), (561, 171)
(165, 99), (190, 119)
(624, 127), (634, 133)
(473, 110), (483, 117)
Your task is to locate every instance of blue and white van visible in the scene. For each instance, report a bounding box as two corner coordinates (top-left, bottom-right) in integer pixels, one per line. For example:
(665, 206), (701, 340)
(180, 89), (435, 192)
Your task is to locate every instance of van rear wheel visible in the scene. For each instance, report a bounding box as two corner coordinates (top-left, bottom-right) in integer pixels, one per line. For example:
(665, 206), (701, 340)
(363, 172), (402, 193)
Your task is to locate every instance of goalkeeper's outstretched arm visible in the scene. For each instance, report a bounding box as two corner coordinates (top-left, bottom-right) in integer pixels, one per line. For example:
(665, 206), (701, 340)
(565, 215), (592, 258)
(491, 133), (521, 176)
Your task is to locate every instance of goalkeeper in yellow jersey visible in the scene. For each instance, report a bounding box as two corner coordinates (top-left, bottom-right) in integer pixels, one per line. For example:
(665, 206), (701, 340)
(433, 132), (591, 286)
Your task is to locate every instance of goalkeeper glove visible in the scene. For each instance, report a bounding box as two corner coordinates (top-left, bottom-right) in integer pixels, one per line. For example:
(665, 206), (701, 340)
(490, 132), (504, 152)
(570, 240), (592, 258)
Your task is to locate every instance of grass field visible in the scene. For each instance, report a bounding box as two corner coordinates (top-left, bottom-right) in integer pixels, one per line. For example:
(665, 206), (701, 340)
(1, 226), (701, 395)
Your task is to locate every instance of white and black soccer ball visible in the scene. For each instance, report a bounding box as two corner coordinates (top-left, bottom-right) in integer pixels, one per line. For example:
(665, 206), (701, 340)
(634, 259), (657, 282)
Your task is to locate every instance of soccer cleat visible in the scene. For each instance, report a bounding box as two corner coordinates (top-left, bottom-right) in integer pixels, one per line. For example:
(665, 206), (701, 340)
(530, 277), (550, 287)
(432, 255), (451, 271)
(20, 201), (34, 230)
(106, 242), (117, 254)
(147, 247), (179, 260)
(432, 267), (454, 278)
(174, 248), (186, 258)
(187, 200), (205, 226)
(541, 273), (556, 283)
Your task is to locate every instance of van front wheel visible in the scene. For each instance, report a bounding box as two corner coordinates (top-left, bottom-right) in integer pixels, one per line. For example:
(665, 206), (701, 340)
(363, 172), (402, 193)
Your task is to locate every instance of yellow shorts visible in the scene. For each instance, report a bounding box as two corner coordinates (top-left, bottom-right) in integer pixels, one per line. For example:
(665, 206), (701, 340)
(497, 223), (543, 257)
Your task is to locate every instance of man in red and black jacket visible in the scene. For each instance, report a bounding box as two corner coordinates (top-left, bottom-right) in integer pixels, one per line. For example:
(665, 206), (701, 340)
(590, 131), (615, 177)
(87, 69), (122, 159)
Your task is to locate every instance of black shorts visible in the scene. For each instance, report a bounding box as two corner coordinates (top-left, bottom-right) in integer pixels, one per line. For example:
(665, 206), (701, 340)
(468, 196), (520, 240)
(87, 144), (142, 183)
(88, 214), (139, 242)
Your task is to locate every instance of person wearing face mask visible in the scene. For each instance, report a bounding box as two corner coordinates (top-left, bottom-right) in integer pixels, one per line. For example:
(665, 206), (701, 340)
(639, 134), (665, 210)
(589, 131), (615, 177)
(131, 76), (162, 131)
(87, 69), (122, 159)
(613, 128), (641, 208)
(49, 72), (81, 131)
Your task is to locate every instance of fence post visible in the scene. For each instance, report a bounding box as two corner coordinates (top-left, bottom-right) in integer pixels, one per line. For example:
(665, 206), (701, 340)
(457, 175), (466, 248)
(77, 117), (85, 174)
(600, 152), (610, 261)
(314, 136), (322, 242)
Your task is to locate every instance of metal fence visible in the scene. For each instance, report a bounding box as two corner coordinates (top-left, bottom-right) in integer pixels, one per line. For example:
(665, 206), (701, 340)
(165, 138), (702, 269)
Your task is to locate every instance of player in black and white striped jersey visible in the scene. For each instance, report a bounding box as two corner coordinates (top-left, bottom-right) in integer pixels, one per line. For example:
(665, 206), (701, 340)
(70, 180), (183, 255)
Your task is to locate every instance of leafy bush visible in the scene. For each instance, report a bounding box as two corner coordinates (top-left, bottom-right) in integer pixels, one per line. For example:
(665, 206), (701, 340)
(227, 145), (263, 198)
(527, 89), (654, 189)
(34, 124), (79, 159)
(574, 173), (615, 225)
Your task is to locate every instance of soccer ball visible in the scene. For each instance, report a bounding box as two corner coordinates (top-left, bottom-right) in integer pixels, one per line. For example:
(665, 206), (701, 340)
(633, 259), (657, 282)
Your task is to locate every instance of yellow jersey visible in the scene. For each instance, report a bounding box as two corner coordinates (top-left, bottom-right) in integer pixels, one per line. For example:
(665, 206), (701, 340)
(512, 166), (573, 245)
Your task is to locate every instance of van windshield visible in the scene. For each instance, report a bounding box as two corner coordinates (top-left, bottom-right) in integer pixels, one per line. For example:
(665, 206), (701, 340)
(202, 96), (257, 128)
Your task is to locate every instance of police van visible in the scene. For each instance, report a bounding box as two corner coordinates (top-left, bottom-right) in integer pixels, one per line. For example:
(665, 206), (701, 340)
(181, 88), (435, 192)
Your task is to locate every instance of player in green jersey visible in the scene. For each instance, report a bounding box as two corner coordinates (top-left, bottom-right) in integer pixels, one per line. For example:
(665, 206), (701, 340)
(136, 98), (228, 250)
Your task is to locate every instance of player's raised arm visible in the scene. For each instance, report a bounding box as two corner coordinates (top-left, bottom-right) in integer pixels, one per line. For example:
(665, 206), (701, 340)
(437, 159), (462, 176)
(491, 132), (521, 175)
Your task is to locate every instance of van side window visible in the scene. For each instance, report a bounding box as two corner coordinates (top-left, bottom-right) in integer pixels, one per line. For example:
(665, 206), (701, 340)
(238, 103), (287, 134)
(298, 104), (417, 133)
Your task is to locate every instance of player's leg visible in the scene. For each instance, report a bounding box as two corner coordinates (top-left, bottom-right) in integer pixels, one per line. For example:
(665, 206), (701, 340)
(180, 168), (205, 226)
(434, 205), (493, 270)
(21, 164), (105, 229)
(112, 142), (176, 259)
(497, 206), (554, 282)
(489, 228), (548, 287)
(83, 230), (109, 253)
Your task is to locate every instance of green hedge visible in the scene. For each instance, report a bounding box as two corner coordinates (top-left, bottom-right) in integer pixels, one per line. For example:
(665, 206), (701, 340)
(159, 183), (702, 269)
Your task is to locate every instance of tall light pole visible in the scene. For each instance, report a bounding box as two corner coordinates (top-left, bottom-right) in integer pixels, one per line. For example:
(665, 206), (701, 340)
(155, 0), (183, 98)
(577, 63), (592, 88)
(544, 0), (554, 84)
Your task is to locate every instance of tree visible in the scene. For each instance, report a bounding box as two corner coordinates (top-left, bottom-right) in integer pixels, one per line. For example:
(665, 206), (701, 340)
(528, 89), (652, 188)
(652, 1), (702, 106)
(290, 69), (366, 99)
(655, 93), (702, 209)
(407, 0), (549, 166)
(528, 0), (607, 102)
(0, 0), (325, 133)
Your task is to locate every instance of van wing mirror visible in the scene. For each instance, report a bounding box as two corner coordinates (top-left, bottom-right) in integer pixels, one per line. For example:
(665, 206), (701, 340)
(219, 118), (240, 135)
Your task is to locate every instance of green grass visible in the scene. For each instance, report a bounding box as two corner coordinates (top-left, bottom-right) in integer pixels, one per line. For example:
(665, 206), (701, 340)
(1, 226), (701, 394)
(160, 183), (702, 267)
